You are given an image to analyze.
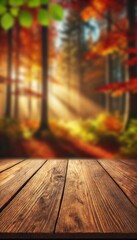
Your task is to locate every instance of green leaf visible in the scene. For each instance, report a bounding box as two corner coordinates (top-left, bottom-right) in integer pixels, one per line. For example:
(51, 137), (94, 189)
(1, 13), (14, 30)
(41, 0), (49, 4)
(22, 0), (29, 3)
(19, 10), (33, 28)
(50, 4), (64, 21)
(0, 0), (7, 5)
(28, 0), (41, 8)
(9, 0), (24, 6)
(10, 7), (19, 16)
(0, 4), (6, 15)
(38, 9), (50, 26)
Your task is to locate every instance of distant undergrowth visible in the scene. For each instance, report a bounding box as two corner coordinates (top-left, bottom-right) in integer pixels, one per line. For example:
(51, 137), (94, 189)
(0, 118), (38, 140)
(55, 114), (137, 158)
(0, 115), (137, 158)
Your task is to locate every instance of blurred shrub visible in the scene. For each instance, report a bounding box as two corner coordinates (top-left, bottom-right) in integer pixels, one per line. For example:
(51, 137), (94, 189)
(89, 114), (122, 149)
(120, 120), (137, 158)
(1, 116), (137, 158)
(56, 114), (122, 147)
(0, 118), (37, 140)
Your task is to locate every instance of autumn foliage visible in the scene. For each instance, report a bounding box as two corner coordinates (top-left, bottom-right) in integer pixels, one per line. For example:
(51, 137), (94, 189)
(96, 78), (137, 97)
(81, 0), (137, 97)
(81, 0), (125, 20)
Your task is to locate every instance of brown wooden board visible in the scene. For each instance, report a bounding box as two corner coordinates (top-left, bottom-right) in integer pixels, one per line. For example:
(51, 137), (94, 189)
(0, 159), (68, 233)
(0, 159), (25, 173)
(98, 159), (137, 207)
(0, 159), (46, 210)
(56, 160), (137, 233)
(120, 159), (137, 169)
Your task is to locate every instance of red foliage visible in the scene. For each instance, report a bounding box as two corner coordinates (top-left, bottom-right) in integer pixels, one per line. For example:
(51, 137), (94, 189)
(84, 31), (128, 60)
(96, 78), (137, 96)
(124, 56), (137, 66)
(12, 88), (42, 98)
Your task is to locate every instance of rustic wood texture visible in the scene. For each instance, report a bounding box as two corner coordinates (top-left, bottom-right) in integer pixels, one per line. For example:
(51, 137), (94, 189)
(56, 160), (137, 233)
(0, 158), (137, 238)
(98, 159), (137, 207)
(0, 159), (24, 173)
(120, 159), (137, 169)
(0, 159), (68, 233)
(0, 159), (46, 210)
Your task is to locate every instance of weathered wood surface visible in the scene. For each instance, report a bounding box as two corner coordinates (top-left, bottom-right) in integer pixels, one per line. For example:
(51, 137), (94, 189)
(98, 159), (137, 207)
(0, 159), (46, 210)
(56, 160), (137, 233)
(0, 159), (137, 238)
(0, 160), (67, 233)
(0, 159), (24, 173)
(120, 159), (137, 169)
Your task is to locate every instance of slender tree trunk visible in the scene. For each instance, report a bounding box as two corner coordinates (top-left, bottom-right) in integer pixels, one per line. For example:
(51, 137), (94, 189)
(37, 80), (41, 115)
(38, 7), (49, 131)
(106, 11), (113, 113)
(67, 37), (71, 101)
(78, 17), (84, 115)
(14, 24), (20, 119)
(127, 0), (137, 120)
(5, 29), (13, 118)
(28, 78), (32, 120)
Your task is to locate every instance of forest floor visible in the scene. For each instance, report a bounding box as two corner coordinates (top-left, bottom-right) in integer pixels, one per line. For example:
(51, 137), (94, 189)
(1, 117), (135, 159)
(0, 133), (115, 159)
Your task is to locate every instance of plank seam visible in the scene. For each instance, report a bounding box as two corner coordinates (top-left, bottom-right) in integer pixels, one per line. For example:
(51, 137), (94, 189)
(0, 158), (27, 173)
(0, 160), (47, 212)
(97, 160), (137, 209)
(53, 159), (69, 234)
(81, 159), (104, 232)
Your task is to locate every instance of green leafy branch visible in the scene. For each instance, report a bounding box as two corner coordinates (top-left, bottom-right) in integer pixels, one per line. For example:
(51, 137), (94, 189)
(0, 0), (64, 30)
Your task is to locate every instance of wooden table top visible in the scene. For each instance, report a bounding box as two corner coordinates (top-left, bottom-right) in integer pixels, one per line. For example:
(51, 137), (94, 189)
(0, 159), (137, 239)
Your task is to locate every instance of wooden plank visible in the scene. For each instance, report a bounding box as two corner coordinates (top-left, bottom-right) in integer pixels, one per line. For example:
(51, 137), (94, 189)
(56, 160), (137, 233)
(0, 159), (46, 210)
(56, 159), (99, 233)
(120, 159), (137, 169)
(0, 159), (68, 233)
(0, 159), (25, 173)
(98, 159), (137, 207)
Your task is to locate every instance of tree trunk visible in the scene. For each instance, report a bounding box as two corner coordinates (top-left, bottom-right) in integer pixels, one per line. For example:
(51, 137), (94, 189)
(78, 17), (84, 115)
(5, 29), (13, 118)
(106, 11), (113, 113)
(38, 7), (49, 131)
(28, 78), (32, 120)
(67, 37), (71, 101)
(14, 24), (20, 119)
(127, 0), (137, 120)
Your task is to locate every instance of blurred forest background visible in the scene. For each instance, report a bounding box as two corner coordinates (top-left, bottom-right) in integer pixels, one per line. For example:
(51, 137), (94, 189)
(0, 0), (137, 159)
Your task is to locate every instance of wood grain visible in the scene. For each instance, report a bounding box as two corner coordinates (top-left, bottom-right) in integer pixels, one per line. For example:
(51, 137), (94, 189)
(56, 159), (100, 233)
(56, 160), (137, 233)
(0, 159), (25, 173)
(0, 159), (67, 233)
(98, 159), (137, 207)
(0, 159), (46, 210)
(120, 159), (137, 169)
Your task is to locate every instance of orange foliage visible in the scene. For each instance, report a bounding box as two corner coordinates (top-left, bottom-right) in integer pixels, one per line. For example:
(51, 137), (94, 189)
(81, 0), (125, 21)
(85, 31), (127, 59)
(23, 120), (39, 130)
(104, 116), (122, 133)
